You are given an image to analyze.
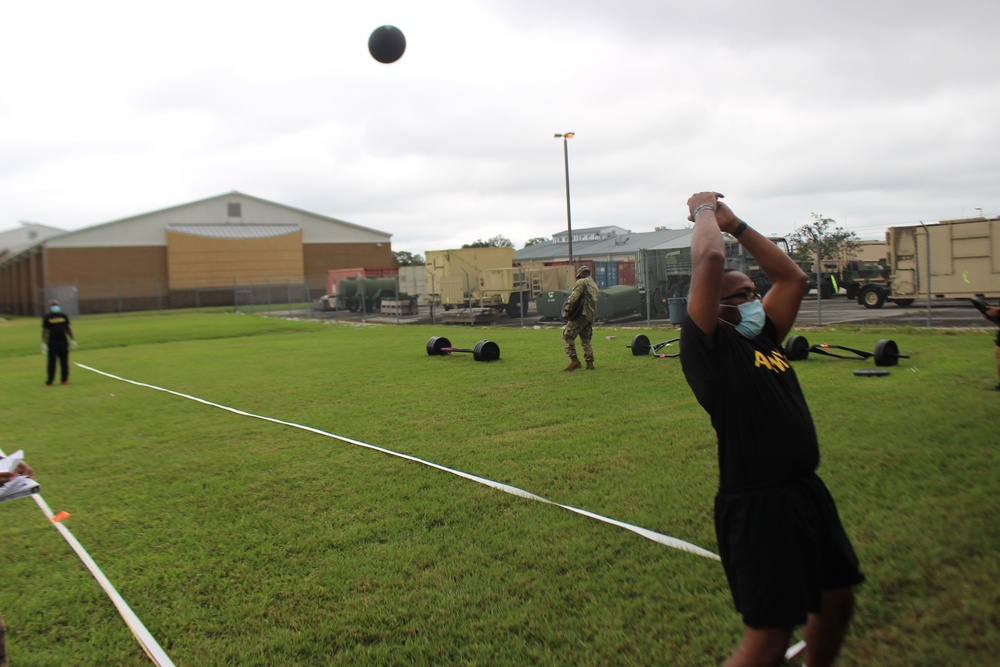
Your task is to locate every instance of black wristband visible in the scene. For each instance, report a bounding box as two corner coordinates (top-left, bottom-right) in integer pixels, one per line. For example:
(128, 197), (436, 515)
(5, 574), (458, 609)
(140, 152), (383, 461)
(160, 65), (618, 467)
(732, 221), (748, 238)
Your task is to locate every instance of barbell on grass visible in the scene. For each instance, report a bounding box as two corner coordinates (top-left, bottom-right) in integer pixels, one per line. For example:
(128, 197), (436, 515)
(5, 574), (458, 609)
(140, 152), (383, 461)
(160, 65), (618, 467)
(627, 334), (681, 358)
(784, 335), (908, 367)
(426, 336), (501, 362)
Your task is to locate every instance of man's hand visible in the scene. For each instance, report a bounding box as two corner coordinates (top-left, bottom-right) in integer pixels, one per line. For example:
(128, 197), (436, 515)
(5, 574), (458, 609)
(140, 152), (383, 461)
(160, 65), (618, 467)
(687, 192), (723, 221)
(41, 343), (48, 355)
(0, 461), (34, 483)
(71, 339), (78, 349)
(713, 201), (744, 236)
(986, 306), (1000, 326)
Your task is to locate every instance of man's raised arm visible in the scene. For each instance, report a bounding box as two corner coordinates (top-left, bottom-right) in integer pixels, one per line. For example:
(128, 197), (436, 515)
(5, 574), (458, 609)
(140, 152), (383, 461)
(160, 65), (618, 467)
(686, 192), (728, 336)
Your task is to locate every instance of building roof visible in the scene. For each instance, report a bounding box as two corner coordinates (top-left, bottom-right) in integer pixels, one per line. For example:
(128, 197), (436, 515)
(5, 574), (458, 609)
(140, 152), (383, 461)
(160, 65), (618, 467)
(516, 227), (693, 262)
(166, 223), (302, 239)
(0, 222), (67, 257)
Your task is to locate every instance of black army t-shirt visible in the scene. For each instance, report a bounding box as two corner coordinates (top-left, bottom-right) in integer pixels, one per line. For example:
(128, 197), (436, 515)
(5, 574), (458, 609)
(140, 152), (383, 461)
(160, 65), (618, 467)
(42, 311), (72, 345)
(680, 314), (819, 493)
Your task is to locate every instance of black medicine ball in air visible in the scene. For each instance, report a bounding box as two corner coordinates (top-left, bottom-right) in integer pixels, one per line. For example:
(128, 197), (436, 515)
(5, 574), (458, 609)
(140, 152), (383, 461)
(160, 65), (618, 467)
(369, 25), (406, 64)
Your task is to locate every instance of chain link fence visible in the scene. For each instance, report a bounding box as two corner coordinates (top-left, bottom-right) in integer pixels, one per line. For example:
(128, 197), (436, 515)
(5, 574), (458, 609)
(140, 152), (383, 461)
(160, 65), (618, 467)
(40, 281), (318, 316)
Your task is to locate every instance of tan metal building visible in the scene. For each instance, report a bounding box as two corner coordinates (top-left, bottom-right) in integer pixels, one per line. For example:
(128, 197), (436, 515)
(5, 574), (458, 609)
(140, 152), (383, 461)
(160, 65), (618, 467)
(0, 192), (393, 315)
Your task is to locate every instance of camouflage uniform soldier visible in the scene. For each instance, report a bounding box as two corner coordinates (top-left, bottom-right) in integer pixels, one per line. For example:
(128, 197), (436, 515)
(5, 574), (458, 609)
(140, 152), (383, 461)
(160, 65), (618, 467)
(562, 265), (599, 371)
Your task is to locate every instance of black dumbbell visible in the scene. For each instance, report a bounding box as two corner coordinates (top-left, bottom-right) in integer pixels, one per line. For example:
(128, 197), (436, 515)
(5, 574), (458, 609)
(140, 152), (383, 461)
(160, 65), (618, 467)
(426, 336), (501, 362)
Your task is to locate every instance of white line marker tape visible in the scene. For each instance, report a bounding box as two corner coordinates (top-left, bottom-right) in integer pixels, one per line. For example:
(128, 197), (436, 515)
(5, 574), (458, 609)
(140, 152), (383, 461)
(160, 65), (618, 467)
(77, 363), (720, 561)
(0, 448), (175, 667)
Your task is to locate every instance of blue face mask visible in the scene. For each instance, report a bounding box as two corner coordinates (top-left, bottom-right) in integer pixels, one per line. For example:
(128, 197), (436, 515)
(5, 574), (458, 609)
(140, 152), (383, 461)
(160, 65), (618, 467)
(50, 305), (61, 313)
(733, 299), (765, 339)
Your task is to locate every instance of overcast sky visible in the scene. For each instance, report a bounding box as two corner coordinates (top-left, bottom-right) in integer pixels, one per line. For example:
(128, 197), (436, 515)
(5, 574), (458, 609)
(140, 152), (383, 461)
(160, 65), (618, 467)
(3, 0), (998, 255)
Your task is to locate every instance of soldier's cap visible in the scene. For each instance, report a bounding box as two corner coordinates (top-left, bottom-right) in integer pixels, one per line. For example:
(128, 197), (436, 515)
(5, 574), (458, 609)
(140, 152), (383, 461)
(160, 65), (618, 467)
(576, 266), (590, 278)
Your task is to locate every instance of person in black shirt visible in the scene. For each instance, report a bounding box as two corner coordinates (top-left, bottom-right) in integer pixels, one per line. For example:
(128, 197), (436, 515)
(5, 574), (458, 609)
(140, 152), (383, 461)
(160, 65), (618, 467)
(679, 192), (864, 667)
(41, 299), (76, 386)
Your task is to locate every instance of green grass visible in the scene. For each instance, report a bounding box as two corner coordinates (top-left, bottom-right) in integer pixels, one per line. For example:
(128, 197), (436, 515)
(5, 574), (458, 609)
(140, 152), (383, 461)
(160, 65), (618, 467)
(1, 313), (997, 666)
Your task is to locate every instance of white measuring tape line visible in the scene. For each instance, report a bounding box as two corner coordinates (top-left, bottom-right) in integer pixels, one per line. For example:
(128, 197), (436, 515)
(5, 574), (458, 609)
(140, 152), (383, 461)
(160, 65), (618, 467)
(0, 447), (175, 667)
(77, 363), (720, 561)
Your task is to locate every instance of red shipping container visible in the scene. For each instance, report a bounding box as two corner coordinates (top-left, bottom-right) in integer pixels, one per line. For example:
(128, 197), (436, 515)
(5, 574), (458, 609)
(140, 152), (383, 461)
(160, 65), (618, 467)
(617, 261), (636, 286)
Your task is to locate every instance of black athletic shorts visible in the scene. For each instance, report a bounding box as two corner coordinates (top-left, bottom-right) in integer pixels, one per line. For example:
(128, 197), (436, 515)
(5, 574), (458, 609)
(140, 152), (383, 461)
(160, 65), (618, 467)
(714, 472), (865, 629)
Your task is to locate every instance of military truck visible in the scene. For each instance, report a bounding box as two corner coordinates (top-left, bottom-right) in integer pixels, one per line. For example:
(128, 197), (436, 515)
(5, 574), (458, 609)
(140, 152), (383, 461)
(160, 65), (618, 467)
(848, 217), (1000, 308)
(425, 247), (574, 317)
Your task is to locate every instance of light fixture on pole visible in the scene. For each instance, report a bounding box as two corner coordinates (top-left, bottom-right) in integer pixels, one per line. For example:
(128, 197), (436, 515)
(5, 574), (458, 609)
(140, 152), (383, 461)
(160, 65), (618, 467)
(554, 132), (575, 264)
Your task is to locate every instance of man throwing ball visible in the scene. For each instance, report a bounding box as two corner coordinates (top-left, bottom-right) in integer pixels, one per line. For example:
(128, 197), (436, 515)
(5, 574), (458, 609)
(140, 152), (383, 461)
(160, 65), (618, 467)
(679, 192), (864, 667)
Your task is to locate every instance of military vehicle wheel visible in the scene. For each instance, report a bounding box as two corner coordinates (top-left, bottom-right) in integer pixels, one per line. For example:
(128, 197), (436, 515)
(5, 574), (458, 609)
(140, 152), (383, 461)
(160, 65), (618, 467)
(859, 287), (886, 309)
(785, 335), (810, 361)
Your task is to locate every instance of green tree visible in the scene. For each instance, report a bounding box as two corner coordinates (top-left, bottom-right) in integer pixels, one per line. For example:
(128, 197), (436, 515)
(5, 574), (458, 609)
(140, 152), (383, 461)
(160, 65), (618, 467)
(787, 214), (861, 267)
(392, 250), (425, 266)
(523, 237), (548, 247)
(462, 235), (514, 249)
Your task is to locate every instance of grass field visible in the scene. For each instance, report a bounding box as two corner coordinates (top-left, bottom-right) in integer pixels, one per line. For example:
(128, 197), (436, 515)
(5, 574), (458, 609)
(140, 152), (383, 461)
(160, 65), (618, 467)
(1, 311), (997, 666)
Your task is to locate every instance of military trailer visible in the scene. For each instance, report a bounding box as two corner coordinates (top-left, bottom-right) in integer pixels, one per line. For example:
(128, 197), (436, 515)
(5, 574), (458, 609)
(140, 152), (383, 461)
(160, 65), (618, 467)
(849, 217), (1000, 308)
(319, 267), (398, 311)
(424, 247), (574, 317)
(333, 277), (414, 314)
(596, 285), (642, 322)
(536, 284), (641, 322)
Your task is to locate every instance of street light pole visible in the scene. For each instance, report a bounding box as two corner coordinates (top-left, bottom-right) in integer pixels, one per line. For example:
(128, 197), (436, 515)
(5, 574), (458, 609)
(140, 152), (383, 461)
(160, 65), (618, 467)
(554, 132), (575, 264)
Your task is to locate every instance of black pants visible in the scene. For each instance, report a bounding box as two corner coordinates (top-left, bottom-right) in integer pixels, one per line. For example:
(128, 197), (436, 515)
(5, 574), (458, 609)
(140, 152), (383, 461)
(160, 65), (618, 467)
(47, 343), (69, 383)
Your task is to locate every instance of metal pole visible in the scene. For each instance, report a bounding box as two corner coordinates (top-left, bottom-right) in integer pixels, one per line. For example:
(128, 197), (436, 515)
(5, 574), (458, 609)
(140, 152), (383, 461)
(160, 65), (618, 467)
(642, 250), (651, 326)
(815, 237), (822, 326)
(919, 221), (932, 327)
(465, 270), (473, 326)
(360, 277), (367, 322)
(518, 264), (525, 327)
(563, 137), (573, 264)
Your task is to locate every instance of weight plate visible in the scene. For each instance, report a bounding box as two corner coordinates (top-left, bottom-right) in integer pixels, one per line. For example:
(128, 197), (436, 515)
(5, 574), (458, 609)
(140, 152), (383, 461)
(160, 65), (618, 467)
(630, 334), (651, 356)
(854, 369), (889, 377)
(873, 339), (899, 367)
(427, 336), (452, 356)
(785, 335), (810, 361)
(473, 339), (501, 362)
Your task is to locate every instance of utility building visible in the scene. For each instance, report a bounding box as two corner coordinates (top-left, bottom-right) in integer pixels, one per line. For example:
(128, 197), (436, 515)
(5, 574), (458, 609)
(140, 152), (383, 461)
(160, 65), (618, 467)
(0, 192), (393, 315)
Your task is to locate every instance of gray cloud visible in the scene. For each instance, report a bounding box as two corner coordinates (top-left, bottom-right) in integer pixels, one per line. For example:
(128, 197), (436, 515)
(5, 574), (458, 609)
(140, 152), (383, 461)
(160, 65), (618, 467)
(1, 0), (997, 253)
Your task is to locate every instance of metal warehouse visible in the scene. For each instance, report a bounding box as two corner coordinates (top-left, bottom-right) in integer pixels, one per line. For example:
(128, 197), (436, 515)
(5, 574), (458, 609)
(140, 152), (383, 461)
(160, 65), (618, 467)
(0, 192), (393, 315)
